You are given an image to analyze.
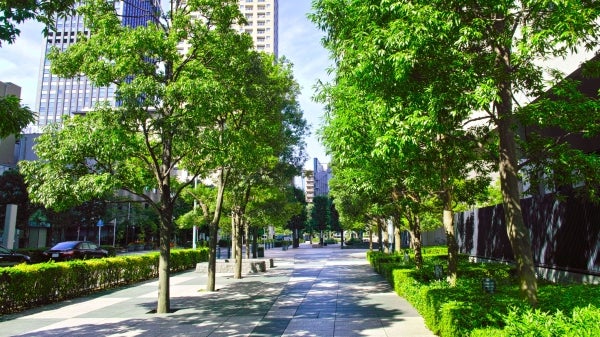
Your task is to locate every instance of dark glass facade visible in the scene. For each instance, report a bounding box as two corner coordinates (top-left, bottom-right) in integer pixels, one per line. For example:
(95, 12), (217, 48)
(35, 1), (160, 126)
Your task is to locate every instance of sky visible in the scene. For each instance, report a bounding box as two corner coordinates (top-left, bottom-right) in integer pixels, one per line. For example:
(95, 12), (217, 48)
(0, 0), (331, 170)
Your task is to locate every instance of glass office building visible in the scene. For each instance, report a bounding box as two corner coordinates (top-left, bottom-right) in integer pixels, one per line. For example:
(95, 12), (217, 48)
(34, 1), (161, 126)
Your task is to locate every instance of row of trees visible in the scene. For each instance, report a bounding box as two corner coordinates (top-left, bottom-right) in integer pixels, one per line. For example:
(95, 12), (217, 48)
(6, 0), (309, 314)
(310, 0), (600, 307)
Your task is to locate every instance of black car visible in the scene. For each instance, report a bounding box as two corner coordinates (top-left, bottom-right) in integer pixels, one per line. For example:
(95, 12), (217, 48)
(0, 245), (31, 267)
(43, 241), (108, 261)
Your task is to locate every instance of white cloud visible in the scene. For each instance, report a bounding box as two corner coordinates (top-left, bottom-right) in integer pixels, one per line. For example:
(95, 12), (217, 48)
(0, 21), (45, 110)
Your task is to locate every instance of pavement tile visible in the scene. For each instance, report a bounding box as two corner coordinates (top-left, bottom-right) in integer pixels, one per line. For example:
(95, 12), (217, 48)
(0, 244), (436, 337)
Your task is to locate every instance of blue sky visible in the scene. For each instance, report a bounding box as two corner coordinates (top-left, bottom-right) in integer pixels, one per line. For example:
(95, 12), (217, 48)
(0, 0), (331, 169)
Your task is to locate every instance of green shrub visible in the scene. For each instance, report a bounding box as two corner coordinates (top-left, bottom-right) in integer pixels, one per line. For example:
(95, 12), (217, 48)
(0, 248), (208, 314)
(324, 238), (337, 244)
(101, 245), (118, 257)
(15, 247), (47, 263)
(500, 305), (600, 337)
(345, 238), (363, 245)
(368, 251), (600, 337)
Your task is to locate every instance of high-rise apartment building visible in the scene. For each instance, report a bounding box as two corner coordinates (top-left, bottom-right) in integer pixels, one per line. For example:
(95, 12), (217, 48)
(178, 0), (279, 58)
(34, 1), (160, 127)
(303, 158), (332, 203)
(237, 0), (279, 57)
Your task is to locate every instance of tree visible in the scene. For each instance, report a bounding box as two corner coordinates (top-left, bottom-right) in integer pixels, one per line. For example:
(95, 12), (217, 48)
(310, 195), (329, 245)
(286, 188), (307, 248)
(19, 0), (256, 314)
(201, 53), (307, 279)
(0, 0), (75, 46)
(0, 170), (31, 234)
(0, 95), (35, 139)
(312, 0), (600, 305)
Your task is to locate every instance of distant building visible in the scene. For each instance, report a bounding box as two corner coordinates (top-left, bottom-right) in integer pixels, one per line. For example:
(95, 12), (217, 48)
(304, 170), (315, 203)
(303, 158), (332, 203)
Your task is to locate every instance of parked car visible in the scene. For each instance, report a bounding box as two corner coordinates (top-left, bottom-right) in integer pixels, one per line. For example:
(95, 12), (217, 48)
(43, 241), (108, 261)
(0, 245), (31, 266)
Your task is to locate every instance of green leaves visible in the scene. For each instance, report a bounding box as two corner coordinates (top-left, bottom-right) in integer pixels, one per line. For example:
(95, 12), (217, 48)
(0, 0), (76, 46)
(0, 95), (35, 138)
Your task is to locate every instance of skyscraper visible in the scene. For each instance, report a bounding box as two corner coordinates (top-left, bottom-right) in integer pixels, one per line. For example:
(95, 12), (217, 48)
(34, 1), (160, 127)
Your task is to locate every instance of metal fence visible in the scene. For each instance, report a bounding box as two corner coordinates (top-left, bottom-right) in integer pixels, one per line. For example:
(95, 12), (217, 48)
(455, 193), (600, 277)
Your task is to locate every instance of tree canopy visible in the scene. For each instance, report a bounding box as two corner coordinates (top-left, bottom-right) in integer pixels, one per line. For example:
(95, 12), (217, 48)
(0, 0), (76, 46)
(0, 95), (35, 139)
(311, 0), (600, 305)
(19, 0), (306, 313)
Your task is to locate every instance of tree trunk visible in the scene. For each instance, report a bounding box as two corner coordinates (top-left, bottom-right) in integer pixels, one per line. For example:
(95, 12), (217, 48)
(382, 218), (390, 254)
(207, 167), (227, 292)
(442, 187), (458, 286)
(498, 105), (538, 306)
(409, 213), (423, 269)
(251, 226), (258, 258)
(394, 224), (401, 253)
(443, 209), (458, 286)
(245, 220), (250, 260)
(495, 31), (538, 306)
(377, 220), (383, 252)
(156, 209), (172, 314)
(156, 138), (174, 314)
(231, 212), (237, 262)
(233, 207), (243, 279)
(292, 228), (299, 248)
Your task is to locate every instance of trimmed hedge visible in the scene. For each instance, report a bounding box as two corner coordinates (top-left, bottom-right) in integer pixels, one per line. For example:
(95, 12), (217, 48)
(367, 250), (600, 337)
(0, 248), (208, 314)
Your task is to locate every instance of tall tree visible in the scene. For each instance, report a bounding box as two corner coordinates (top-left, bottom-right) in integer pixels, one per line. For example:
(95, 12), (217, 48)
(19, 0), (254, 313)
(312, 0), (600, 305)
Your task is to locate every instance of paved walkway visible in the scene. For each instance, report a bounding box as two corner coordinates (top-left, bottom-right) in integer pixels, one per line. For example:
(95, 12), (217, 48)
(0, 244), (435, 336)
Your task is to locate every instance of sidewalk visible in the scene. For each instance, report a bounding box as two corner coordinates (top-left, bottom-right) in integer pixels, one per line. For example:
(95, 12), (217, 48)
(0, 244), (435, 336)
